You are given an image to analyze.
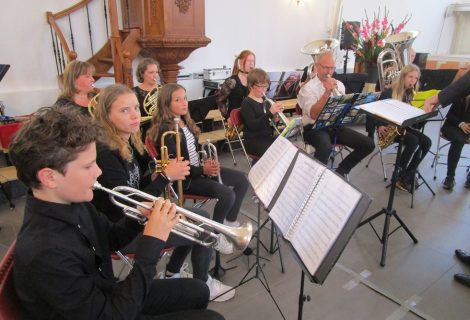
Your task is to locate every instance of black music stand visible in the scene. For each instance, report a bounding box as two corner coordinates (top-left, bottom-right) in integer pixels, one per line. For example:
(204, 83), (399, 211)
(0, 65), (10, 83)
(357, 104), (437, 266)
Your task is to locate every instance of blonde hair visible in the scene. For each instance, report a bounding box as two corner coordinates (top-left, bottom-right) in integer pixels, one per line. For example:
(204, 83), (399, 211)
(391, 64), (421, 101)
(148, 83), (200, 144)
(93, 84), (145, 161)
(60, 60), (95, 99)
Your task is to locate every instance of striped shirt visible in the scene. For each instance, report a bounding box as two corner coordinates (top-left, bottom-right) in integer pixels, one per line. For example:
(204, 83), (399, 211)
(182, 126), (200, 166)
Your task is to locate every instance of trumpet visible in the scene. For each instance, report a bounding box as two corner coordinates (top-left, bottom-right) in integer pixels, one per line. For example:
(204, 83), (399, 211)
(200, 139), (223, 184)
(93, 182), (253, 250)
(158, 118), (184, 206)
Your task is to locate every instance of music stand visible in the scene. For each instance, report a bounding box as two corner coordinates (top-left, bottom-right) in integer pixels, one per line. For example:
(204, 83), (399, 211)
(357, 101), (438, 266)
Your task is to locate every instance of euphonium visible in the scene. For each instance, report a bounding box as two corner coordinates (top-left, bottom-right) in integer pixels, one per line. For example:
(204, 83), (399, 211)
(199, 139), (223, 184)
(92, 182), (253, 250)
(159, 118), (184, 206)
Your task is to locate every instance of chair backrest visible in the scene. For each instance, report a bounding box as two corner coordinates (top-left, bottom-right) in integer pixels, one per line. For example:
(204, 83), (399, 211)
(145, 136), (159, 159)
(0, 240), (24, 320)
(229, 108), (244, 127)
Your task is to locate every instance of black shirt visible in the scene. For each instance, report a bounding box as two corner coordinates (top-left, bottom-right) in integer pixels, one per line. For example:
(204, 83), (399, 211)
(240, 96), (274, 140)
(216, 75), (248, 118)
(54, 97), (91, 117)
(14, 192), (164, 319)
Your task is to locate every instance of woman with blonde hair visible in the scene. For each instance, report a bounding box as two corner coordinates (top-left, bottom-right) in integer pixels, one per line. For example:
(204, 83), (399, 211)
(375, 64), (432, 191)
(55, 60), (96, 115)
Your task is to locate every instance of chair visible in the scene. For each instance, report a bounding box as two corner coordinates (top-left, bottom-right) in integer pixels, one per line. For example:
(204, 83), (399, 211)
(0, 166), (18, 209)
(228, 108), (252, 166)
(0, 240), (25, 320)
(431, 131), (470, 180)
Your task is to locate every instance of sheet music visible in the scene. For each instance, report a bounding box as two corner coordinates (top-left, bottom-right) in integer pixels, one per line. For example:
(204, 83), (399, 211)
(248, 136), (298, 207)
(289, 170), (361, 276)
(268, 152), (325, 237)
(359, 99), (425, 126)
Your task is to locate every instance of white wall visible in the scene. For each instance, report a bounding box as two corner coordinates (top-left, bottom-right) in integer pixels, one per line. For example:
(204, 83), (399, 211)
(0, 0), (463, 115)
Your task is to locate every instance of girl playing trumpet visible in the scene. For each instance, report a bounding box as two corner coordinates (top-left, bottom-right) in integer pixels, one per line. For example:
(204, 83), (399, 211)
(148, 84), (249, 255)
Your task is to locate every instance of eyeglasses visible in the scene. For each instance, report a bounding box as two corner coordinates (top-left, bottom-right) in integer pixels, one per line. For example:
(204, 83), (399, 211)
(318, 63), (336, 71)
(255, 83), (270, 89)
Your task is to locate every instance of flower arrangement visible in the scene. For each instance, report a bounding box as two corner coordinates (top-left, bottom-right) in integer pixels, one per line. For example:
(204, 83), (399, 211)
(345, 8), (411, 64)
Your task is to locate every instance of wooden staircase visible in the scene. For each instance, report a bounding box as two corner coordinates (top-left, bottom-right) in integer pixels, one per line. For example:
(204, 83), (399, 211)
(46, 0), (141, 87)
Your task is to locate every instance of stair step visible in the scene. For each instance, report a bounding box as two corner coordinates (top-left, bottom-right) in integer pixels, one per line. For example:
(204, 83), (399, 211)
(94, 72), (114, 78)
(98, 57), (113, 64)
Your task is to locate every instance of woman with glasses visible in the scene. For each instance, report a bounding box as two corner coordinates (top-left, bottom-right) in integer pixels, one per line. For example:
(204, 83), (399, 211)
(216, 50), (256, 119)
(240, 68), (284, 158)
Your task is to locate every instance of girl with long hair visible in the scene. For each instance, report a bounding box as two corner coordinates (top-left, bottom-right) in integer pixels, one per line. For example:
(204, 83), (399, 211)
(148, 83), (249, 255)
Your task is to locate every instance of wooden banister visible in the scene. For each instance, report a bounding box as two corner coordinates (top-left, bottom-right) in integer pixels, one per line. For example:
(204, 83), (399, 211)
(46, 11), (76, 62)
(48, 0), (93, 20)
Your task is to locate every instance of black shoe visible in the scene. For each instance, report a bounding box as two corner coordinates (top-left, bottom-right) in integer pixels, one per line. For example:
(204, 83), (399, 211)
(465, 173), (470, 189)
(443, 176), (456, 190)
(454, 273), (470, 288)
(456, 249), (470, 265)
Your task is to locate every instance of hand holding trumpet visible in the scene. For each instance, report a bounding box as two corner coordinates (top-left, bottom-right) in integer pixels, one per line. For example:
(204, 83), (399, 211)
(269, 101), (284, 115)
(203, 159), (220, 177)
(142, 199), (178, 241)
(162, 157), (190, 181)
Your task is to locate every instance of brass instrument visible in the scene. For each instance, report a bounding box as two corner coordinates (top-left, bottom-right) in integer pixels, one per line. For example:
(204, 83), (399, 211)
(300, 38), (340, 81)
(87, 89), (100, 117)
(93, 182), (253, 250)
(263, 95), (288, 135)
(142, 86), (160, 123)
(377, 86), (415, 149)
(326, 74), (342, 96)
(377, 31), (419, 91)
(200, 139), (223, 184)
(159, 118), (184, 206)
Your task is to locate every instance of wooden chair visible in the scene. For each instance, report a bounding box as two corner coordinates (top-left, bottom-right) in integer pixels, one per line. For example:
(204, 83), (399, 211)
(0, 240), (25, 320)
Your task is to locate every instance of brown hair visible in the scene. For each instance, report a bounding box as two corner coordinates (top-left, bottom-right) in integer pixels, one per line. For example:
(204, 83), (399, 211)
(247, 68), (270, 92)
(135, 57), (163, 84)
(147, 83), (200, 143)
(9, 106), (100, 189)
(93, 84), (146, 161)
(60, 60), (95, 99)
(232, 50), (256, 75)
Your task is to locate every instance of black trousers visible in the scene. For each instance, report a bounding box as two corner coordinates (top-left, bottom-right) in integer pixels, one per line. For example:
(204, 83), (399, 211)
(245, 136), (275, 158)
(441, 124), (468, 177)
(395, 127), (432, 179)
(303, 126), (375, 175)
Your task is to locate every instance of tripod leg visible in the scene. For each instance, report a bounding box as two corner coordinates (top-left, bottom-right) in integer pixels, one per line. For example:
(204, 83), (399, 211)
(380, 210), (393, 267)
(393, 211), (418, 244)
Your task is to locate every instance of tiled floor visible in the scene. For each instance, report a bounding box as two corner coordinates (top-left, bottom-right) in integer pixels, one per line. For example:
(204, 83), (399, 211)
(1, 121), (470, 320)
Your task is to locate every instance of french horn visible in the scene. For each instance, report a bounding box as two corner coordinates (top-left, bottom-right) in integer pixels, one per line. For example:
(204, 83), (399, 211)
(142, 86), (160, 123)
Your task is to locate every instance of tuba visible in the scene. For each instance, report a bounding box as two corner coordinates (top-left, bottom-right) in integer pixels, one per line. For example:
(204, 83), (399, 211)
(93, 182), (253, 250)
(300, 38), (340, 82)
(377, 31), (419, 91)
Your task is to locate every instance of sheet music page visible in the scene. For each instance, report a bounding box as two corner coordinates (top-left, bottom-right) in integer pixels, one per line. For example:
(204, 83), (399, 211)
(359, 99), (425, 126)
(268, 152), (325, 238)
(290, 170), (361, 276)
(247, 136), (298, 207)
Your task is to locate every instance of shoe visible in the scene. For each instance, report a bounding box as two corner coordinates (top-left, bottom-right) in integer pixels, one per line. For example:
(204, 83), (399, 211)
(214, 234), (234, 255)
(224, 219), (241, 227)
(465, 173), (470, 189)
(158, 262), (193, 279)
(442, 176), (456, 190)
(455, 249), (470, 265)
(454, 273), (470, 288)
(206, 275), (235, 302)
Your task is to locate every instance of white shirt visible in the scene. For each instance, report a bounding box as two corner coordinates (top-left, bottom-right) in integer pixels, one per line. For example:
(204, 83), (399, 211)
(297, 76), (346, 126)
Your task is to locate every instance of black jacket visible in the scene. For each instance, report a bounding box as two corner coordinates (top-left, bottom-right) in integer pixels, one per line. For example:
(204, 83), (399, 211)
(14, 192), (163, 319)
